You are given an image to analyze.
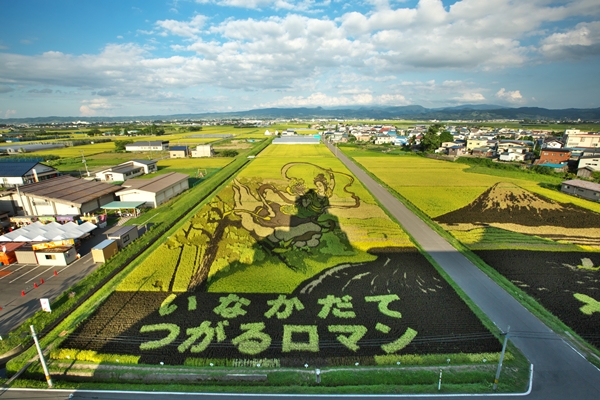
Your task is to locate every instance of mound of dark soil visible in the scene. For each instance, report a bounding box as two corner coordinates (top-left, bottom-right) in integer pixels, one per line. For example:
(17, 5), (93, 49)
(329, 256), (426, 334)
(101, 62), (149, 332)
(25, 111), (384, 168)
(434, 183), (600, 228)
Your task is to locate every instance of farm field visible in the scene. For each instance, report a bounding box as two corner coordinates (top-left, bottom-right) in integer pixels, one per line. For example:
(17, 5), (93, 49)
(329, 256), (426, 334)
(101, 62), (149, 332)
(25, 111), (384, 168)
(344, 148), (600, 353)
(56, 143), (503, 367)
(346, 151), (600, 249)
(474, 250), (600, 350)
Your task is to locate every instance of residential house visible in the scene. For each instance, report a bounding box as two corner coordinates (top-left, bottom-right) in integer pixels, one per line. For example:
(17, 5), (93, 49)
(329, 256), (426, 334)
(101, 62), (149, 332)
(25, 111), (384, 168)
(471, 147), (495, 158)
(499, 151), (528, 162)
(0, 161), (59, 187)
(561, 179), (600, 202)
(393, 136), (409, 146)
(562, 130), (600, 149)
(374, 134), (395, 145)
(116, 172), (190, 208)
(125, 141), (169, 152)
(535, 149), (571, 165)
(541, 138), (563, 149)
(578, 155), (600, 171)
(95, 160), (158, 182)
(191, 144), (214, 157)
(448, 145), (467, 157)
(170, 146), (189, 158)
(466, 138), (489, 152)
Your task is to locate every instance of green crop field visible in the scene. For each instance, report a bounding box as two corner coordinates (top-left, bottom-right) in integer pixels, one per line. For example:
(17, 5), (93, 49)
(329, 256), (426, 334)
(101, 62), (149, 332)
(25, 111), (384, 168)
(345, 151), (600, 251)
(118, 143), (413, 294)
(54, 143), (508, 373)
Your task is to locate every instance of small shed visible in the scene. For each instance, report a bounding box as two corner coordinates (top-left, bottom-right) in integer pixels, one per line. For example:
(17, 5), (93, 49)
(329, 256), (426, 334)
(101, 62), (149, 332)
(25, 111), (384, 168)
(170, 146), (189, 158)
(91, 239), (119, 263)
(15, 244), (37, 264)
(105, 225), (138, 249)
(577, 166), (596, 179)
(36, 246), (78, 266)
(0, 242), (25, 265)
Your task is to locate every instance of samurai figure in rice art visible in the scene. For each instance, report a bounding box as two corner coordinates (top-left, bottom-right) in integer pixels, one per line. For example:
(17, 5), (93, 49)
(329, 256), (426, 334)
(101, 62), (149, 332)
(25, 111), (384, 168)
(231, 162), (360, 251)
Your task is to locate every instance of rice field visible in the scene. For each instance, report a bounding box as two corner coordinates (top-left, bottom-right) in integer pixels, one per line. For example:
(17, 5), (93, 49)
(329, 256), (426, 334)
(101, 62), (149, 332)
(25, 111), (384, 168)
(33, 141), (117, 157)
(349, 154), (600, 216)
(117, 143), (413, 294)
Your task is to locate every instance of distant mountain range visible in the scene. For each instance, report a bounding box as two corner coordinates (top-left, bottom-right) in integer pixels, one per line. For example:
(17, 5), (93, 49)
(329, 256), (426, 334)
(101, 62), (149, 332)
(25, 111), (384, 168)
(2, 104), (600, 124)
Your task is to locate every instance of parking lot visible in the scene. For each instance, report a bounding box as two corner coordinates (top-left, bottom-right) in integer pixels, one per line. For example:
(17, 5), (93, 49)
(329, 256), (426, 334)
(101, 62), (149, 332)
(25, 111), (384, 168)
(0, 224), (118, 339)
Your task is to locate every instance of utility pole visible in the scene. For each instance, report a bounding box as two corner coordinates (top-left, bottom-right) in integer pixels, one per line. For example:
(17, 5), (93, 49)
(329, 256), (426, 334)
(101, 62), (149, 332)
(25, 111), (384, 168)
(81, 151), (90, 177)
(493, 326), (510, 391)
(30, 325), (53, 388)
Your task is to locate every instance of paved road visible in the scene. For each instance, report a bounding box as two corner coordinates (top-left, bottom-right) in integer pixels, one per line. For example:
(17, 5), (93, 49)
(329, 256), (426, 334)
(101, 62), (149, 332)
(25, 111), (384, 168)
(326, 141), (600, 399)
(0, 388), (538, 400)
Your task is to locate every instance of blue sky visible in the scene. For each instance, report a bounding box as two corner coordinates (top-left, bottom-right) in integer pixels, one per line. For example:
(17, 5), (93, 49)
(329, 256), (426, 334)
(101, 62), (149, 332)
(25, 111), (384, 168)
(1, 0), (600, 118)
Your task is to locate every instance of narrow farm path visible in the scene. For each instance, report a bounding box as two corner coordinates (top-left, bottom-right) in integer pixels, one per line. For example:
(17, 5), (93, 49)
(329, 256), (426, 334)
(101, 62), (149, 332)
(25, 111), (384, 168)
(325, 142), (600, 400)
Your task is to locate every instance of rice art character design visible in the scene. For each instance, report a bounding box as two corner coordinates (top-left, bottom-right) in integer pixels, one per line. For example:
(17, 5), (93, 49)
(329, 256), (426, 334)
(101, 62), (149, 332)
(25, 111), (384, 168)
(231, 162), (359, 250)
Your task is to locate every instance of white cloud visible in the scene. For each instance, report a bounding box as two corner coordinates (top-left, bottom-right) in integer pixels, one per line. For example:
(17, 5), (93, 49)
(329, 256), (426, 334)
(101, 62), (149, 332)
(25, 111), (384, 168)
(453, 92), (486, 103)
(4, 110), (17, 118)
(258, 91), (408, 107)
(495, 88), (523, 104)
(156, 15), (207, 37)
(79, 98), (113, 116)
(195, 0), (328, 11)
(2, 0), (599, 116)
(540, 21), (600, 60)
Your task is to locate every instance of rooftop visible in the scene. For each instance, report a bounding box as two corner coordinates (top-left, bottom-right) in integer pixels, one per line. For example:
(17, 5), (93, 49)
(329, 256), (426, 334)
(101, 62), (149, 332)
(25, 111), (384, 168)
(117, 172), (189, 194)
(0, 161), (50, 177)
(563, 179), (600, 191)
(18, 175), (122, 207)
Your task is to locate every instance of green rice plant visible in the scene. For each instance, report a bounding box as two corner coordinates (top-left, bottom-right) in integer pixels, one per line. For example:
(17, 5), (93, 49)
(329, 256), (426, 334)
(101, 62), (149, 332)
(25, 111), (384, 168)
(282, 325), (319, 353)
(574, 293), (600, 315)
(139, 323), (180, 350)
(380, 328), (418, 354)
(49, 348), (140, 364)
(373, 351), (512, 366)
(328, 325), (367, 352)
(171, 245), (199, 291)
(117, 246), (182, 291)
(232, 323), (272, 355)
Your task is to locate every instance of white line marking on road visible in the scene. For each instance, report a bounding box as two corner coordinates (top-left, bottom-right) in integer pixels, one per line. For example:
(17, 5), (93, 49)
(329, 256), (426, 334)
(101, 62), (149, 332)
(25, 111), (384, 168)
(1, 264), (31, 281)
(25, 266), (54, 284)
(7, 264), (35, 283)
(9, 265), (40, 283)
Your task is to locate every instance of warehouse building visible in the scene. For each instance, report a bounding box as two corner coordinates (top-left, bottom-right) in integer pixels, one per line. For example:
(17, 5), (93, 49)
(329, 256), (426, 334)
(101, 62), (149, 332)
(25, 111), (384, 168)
(116, 172), (189, 208)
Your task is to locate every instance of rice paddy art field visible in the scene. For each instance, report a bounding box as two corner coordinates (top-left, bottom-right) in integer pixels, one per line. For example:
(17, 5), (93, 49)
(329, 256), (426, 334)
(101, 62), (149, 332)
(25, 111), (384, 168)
(345, 149), (600, 352)
(56, 144), (503, 367)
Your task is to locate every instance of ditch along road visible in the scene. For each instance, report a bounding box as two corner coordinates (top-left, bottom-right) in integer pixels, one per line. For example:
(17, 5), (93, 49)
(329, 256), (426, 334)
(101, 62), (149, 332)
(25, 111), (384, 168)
(326, 141), (600, 399)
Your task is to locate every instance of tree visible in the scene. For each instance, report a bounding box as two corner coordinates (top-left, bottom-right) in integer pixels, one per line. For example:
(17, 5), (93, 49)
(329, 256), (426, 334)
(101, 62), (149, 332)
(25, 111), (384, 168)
(114, 139), (133, 152)
(88, 128), (101, 136)
(420, 124), (445, 152)
(219, 149), (238, 157)
(439, 131), (454, 143)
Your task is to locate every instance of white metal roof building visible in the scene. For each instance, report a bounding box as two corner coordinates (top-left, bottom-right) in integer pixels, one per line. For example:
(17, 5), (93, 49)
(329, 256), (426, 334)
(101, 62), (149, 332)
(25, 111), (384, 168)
(0, 161), (59, 187)
(116, 172), (189, 208)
